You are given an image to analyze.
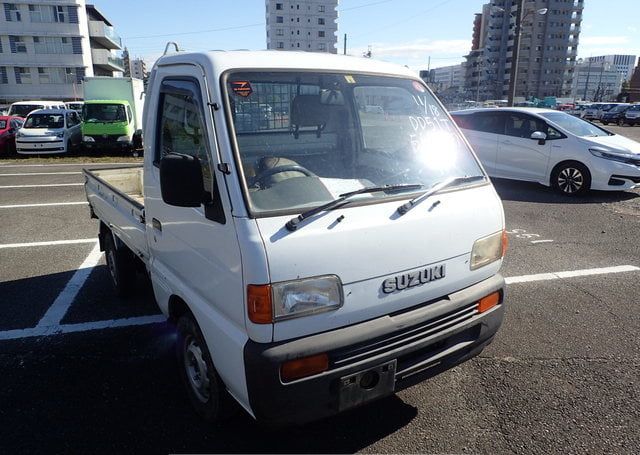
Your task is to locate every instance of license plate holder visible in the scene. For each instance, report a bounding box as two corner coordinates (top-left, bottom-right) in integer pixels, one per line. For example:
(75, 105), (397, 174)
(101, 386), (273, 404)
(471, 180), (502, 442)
(338, 359), (396, 411)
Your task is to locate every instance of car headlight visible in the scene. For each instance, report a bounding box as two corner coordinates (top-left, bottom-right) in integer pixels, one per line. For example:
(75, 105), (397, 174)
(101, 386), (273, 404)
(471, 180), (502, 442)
(117, 135), (132, 142)
(470, 230), (507, 271)
(56, 132), (64, 138)
(589, 147), (637, 164)
(83, 136), (95, 142)
(16, 131), (24, 138)
(247, 275), (343, 323)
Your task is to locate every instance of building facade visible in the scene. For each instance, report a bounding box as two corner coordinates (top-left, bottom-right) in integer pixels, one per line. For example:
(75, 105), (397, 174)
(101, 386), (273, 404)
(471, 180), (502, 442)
(586, 55), (637, 82)
(465, 0), (584, 102)
(429, 64), (465, 93)
(265, 0), (338, 53)
(571, 59), (623, 101)
(0, 0), (123, 103)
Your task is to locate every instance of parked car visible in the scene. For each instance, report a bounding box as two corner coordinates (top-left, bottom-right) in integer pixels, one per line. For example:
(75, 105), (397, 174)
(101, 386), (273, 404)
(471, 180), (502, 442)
(595, 103), (625, 122)
(8, 100), (66, 117)
(600, 104), (631, 125)
(581, 103), (603, 121)
(624, 104), (640, 126)
(451, 107), (640, 195)
(65, 101), (84, 115)
(16, 109), (82, 155)
(0, 115), (25, 155)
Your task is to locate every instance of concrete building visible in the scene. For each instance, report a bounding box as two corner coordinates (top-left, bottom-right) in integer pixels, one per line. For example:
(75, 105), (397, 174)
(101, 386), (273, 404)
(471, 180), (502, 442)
(571, 59), (623, 101)
(122, 48), (147, 80)
(586, 55), (636, 82)
(465, 0), (584, 102)
(629, 64), (640, 102)
(429, 64), (465, 93)
(0, 0), (123, 103)
(265, 0), (338, 53)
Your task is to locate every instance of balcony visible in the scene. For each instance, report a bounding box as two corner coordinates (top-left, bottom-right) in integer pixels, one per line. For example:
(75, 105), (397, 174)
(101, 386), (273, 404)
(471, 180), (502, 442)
(91, 48), (124, 72)
(88, 21), (122, 50)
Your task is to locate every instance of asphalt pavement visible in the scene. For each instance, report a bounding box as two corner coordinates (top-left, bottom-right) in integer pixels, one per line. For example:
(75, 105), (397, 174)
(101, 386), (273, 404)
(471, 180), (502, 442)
(1, 127), (640, 454)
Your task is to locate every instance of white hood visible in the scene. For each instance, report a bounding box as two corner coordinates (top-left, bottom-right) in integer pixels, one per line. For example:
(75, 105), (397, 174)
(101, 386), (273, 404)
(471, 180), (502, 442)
(582, 134), (640, 154)
(19, 127), (64, 137)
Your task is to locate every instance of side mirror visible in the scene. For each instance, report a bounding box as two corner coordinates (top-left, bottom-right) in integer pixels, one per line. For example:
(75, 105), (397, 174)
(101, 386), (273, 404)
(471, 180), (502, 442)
(530, 131), (547, 145)
(160, 153), (206, 207)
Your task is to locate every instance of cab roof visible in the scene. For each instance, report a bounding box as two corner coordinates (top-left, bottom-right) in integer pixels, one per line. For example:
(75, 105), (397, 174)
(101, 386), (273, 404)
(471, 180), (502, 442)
(155, 50), (417, 79)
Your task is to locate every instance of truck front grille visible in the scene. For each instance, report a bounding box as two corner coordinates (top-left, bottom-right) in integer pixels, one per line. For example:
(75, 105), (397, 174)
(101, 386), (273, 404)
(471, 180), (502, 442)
(330, 301), (479, 367)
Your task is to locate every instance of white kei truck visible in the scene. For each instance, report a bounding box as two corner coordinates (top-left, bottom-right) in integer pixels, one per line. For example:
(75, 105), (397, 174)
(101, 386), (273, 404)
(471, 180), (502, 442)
(83, 49), (508, 425)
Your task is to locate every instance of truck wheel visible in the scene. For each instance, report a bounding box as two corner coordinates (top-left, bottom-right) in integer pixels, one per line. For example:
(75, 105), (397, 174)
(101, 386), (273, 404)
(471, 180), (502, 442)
(176, 313), (233, 422)
(104, 233), (136, 297)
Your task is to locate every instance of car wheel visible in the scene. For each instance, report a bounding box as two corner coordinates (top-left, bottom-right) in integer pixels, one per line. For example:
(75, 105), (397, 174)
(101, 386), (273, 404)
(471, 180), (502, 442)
(552, 162), (591, 196)
(601, 121), (608, 125)
(104, 233), (136, 297)
(176, 312), (234, 422)
(617, 118), (624, 126)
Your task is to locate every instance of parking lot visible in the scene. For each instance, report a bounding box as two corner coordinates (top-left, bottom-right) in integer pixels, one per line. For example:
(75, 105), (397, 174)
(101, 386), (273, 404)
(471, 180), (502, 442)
(1, 125), (640, 454)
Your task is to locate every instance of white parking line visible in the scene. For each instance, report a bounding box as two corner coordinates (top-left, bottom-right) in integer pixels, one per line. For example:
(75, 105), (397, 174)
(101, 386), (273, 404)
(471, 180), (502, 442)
(505, 265), (640, 284)
(530, 239), (554, 244)
(0, 172), (82, 176)
(0, 163), (139, 168)
(0, 183), (84, 189)
(36, 243), (102, 328)
(0, 238), (97, 249)
(0, 201), (88, 209)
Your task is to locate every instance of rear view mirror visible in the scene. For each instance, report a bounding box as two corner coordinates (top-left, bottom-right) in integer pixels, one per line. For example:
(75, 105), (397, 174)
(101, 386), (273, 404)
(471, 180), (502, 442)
(160, 153), (205, 207)
(531, 131), (547, 145)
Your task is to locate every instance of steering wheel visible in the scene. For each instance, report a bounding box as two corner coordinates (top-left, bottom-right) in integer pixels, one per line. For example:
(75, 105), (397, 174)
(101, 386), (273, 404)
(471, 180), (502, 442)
(252, 165), (315, 188)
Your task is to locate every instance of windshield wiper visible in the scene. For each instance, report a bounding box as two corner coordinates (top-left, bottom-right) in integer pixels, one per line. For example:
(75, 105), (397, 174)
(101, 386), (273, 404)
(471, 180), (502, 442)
(285, 183), (424, 231)
(396, 175), (485, 216)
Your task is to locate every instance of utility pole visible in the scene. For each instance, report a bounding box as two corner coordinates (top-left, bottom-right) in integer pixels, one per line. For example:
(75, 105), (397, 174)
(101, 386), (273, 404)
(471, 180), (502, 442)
(507, 0), (524, 106)
(343, 34), (347, 55)
(583, 57), (592, 101)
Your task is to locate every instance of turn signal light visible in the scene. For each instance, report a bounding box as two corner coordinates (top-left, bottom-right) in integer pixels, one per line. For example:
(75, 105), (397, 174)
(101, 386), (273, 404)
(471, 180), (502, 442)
(247, 284), (272, 324)
(501, 229), (509, 257)
(281, 353), (329, 382)
(478, 291), (500, 313)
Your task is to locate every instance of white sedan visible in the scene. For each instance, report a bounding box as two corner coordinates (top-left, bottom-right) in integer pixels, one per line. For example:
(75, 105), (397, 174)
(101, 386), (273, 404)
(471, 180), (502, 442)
(451, 108), (640, 195)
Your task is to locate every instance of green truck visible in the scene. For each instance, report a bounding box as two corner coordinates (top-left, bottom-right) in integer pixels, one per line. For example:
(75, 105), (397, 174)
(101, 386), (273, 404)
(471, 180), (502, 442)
(81, 77), (145, 154)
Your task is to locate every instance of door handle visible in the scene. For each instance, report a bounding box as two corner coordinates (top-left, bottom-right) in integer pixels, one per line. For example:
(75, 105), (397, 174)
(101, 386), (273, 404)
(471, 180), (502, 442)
(152, 218), (162, 232)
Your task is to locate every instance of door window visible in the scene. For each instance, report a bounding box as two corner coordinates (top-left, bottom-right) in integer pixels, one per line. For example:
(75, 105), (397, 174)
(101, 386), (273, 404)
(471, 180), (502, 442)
(504, 113), (546, 138)
(457, 112), (503, 134)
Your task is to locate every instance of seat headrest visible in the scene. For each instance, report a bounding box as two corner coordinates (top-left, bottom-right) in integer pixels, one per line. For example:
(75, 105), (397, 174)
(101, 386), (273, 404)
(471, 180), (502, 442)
(290, 95), (327, 127)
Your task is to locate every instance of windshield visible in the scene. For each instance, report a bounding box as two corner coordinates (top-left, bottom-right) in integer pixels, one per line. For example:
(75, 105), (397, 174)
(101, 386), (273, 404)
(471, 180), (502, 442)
(82, 104), (127, 123)
(66, 103), (83, 110)
(24, 114), (64, 129)
(627, 105), (640, 112)
(609, 105), (629, 113)
(10, 105), (44, 117)
(225, 71), (484, 215)
(540, 111), (611, 137)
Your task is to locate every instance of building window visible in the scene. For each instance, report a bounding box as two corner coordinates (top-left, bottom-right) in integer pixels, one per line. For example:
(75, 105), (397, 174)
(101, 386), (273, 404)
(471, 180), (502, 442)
(318, 31), (325, 37)
(318, 18), (325, 25)
(16, 67), (31, 84)
(276, 16), (283, 23)
(0, 67), (8, 84)
(14, 36), (27, 53)
(7, 3), (21, 21)
(34, 36), (72, 54)
(319, 5), (325, 12)
(275, 2), (283, 9)
(318, 43), (326, 51)
(276, 28), (283, 36)
(55, 5), (67, 23)
(277, 41), (284, 49)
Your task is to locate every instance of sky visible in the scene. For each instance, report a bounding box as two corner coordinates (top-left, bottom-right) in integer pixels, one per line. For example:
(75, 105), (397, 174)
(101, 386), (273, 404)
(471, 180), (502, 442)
(95, 0), (640, 71)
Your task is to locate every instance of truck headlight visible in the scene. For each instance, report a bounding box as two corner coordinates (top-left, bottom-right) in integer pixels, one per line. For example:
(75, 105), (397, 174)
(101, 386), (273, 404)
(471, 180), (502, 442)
(117, 135), (132, 142)
(83, 136), (95, 142)
(470, 230), (507, 270)
(247, 275), (343, 324)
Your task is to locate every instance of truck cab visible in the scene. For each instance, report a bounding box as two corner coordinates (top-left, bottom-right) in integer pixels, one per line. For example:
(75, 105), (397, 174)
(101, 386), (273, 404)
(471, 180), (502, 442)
(85, 50), (507, 425)
(82, 100), (135, 151)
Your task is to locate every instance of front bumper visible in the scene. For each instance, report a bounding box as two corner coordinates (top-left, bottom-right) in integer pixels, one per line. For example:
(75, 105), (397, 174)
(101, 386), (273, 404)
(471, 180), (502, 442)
(244, 273), (505, 425)
(83, 135), (132, 151)
(16, 138), (66, 154)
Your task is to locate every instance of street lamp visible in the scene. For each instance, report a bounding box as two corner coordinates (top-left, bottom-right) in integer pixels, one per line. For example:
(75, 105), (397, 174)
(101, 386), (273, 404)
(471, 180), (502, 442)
(495, 1), (547, 106)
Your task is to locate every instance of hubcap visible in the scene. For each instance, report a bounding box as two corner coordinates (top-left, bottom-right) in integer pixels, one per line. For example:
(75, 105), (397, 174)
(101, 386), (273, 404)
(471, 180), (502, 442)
(558, 167), (584, 194)
(184, 336), (211, 403)
(107, 248), (118, 286)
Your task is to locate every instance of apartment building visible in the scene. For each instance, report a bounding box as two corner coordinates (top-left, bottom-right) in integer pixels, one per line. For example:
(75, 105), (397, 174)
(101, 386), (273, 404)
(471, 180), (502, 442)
(428, 64), (465, 93)
(122, 47), (147, 80)
(465, 0), (584, 102)
(0, 0), (123, 103)
(586, 55), (637, 82)
(265, 0), (338, 53)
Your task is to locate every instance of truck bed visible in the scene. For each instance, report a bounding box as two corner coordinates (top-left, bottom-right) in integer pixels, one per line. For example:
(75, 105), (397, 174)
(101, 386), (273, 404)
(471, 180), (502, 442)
(84, 166), (148, 260)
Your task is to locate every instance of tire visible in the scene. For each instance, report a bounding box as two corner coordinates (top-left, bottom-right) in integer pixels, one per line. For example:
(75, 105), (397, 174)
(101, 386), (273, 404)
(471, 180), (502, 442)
(104, 233), (136, 297)
(601, 121), (608, 125)
(617, 118), (624, 126)
(176, 312), (234, 422)
(551, 161), (591, 196)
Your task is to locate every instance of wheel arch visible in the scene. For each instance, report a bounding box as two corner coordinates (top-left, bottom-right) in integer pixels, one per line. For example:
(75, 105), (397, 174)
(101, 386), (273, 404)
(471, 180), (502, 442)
(168, 294), (192, 324)
(550, 159), (592, 193)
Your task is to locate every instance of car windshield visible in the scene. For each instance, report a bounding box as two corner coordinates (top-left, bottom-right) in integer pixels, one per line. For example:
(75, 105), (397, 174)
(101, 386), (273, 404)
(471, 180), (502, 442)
(10, 104), (44, 117)
(67, 103), (83, 110)
(540, 111), (611, 137)
(23, 114), (64, 129)
(83, 104), (127, 123)
(225, 71), (485, 215)
(609, 105), (629, 113)
(627, 105), (640, 112)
